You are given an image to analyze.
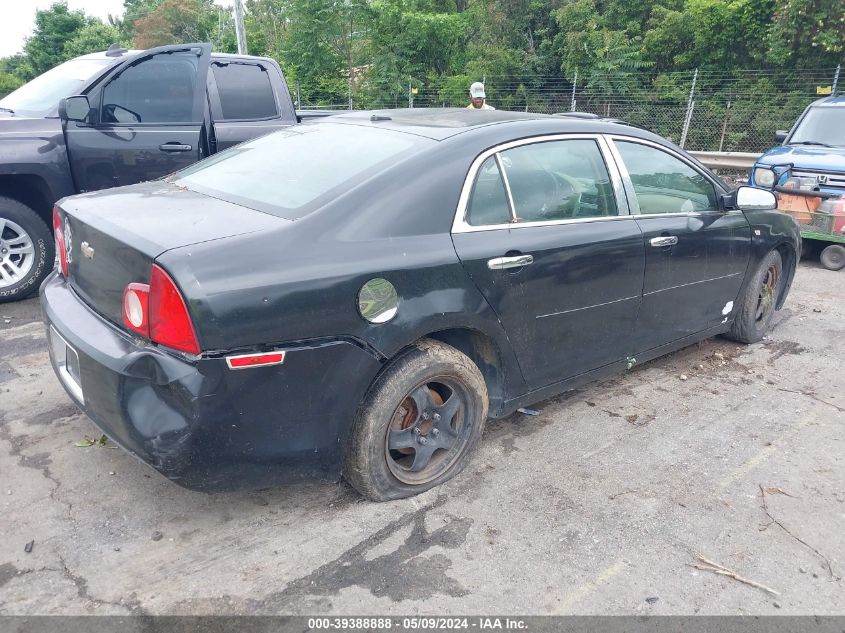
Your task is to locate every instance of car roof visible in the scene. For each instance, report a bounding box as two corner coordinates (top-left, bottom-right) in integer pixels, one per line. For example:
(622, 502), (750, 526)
(323, 108), (645, 142)
(813, 94), (845, 107)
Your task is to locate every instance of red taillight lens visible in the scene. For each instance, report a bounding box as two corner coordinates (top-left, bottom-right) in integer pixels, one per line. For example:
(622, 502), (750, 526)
(123, 282), (150, 337)
(148, 264), (200, 355)
(52, 207), (68, 277)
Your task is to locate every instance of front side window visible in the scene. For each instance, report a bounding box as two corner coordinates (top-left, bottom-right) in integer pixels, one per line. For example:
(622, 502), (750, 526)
(101, 51), (199, 124)
(615, 141), (717, 214)
(211, 62), (278, 120)
(464, 138), (618, 227)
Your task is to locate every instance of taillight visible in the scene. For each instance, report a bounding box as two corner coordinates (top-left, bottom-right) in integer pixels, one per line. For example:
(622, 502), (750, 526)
(52, 207), (68, 277)
(122, 264), (201, 355)
(149, 264), (200, 354)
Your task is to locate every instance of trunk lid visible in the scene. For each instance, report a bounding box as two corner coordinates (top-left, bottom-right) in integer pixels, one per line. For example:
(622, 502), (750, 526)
(58, 181), (285, 328)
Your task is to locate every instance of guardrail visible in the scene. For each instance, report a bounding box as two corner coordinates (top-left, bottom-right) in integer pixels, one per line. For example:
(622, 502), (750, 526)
(689, 151), (760, 170)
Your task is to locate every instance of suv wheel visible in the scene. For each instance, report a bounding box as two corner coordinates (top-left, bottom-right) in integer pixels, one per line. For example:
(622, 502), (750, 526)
(0, 197), (54, 303)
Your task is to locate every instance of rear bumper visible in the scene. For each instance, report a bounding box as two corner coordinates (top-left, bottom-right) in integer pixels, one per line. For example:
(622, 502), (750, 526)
(40, 272), (383, 491)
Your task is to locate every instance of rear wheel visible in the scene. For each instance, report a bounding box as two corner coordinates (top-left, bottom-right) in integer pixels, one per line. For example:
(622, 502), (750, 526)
(0, 197), (54, 303)
(726, 249), (783, 344)
(819, 244), (845, 271)
(344, 339), (488, 501)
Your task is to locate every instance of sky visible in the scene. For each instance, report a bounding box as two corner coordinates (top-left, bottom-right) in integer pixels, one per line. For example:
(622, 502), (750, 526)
(1, 0), (233, 58)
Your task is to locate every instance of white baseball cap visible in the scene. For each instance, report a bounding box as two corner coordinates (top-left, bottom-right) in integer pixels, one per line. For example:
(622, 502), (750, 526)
(470, 82), (486, 98)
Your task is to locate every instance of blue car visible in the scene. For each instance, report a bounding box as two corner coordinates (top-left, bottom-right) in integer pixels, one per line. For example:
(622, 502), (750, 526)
(749, 94), (845, 270)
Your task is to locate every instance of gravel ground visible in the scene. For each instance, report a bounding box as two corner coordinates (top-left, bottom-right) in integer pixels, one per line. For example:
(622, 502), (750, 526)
(0, 261), (843, 615)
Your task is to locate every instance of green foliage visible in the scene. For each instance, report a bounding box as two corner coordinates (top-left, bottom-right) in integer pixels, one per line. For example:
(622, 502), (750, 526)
(21, 3), (90, 79)
(0, 72), (23, 99)
(0, 0), (841, 151)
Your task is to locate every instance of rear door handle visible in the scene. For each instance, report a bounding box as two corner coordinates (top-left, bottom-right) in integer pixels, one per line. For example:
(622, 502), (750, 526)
(487, 254), (534, 270)
(649, 236), (678, 247)
(159, 143), (193, 152)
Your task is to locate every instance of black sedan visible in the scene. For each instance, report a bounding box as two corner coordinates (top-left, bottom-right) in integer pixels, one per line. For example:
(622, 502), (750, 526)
(41, 109), (799, 500)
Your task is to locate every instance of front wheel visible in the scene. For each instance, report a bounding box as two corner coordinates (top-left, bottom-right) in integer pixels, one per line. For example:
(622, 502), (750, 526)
(819, 244), (845, 271)
(726, 249), (783, 344)
(0, 197), (54, 303)
(344, 339), (488, 501)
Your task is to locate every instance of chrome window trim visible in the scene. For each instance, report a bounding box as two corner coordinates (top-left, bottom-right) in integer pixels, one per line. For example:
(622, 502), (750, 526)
(606, 135), (723, 216)
(451, 133), (630, 234)
(494, 153), (517, 221)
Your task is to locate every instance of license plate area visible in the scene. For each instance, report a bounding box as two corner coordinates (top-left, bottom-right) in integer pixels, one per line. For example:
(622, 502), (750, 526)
(49, 326), (84, 404)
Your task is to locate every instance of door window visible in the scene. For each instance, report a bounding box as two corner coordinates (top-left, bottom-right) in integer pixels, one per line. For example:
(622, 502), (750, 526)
(467, 156), (512, 226)
(500, 139), (618, 222)
(615, 141), (718, 214)
(101, 51), (199, 124)
(211, 62), (278, 120)
(465, 139), (618, 227)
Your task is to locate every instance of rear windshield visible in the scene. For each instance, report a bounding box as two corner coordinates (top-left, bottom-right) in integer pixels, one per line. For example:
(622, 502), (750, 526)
(173, 124), (431, 219)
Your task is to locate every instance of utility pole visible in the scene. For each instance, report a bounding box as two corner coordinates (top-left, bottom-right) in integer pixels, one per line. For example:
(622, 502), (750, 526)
(233, 0), (248, 55)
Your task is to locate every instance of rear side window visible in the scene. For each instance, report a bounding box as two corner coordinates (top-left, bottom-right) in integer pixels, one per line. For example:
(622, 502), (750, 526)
(467, 157), (511, 226)
(501, 139), (617, 222)
(173, 124), (429, 219)
(212, 63), (277, 120)
(101, 51), (199, 123)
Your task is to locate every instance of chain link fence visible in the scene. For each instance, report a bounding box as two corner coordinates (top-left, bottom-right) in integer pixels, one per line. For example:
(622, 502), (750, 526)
(294, 67), (842, 153)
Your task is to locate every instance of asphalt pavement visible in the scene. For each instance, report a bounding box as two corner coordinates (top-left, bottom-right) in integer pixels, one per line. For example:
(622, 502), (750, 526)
(0, 262), (843, 615)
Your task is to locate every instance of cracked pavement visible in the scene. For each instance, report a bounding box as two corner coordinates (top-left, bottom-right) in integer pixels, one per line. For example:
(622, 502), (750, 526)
(0, 262), (843, 615)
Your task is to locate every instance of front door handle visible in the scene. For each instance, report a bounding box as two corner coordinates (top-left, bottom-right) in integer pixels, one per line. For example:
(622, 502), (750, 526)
(487, 254), (534, 270)
(649, 236), (679, 247)
(159, 143), (193, 152)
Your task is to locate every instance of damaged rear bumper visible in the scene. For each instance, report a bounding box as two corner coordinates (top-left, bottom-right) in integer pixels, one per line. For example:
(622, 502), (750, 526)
(39, 273), (383, 491)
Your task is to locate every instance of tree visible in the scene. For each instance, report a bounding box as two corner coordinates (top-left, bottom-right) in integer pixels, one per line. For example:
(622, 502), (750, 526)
(63, 22), (123, 59)
(767, 0), (845, 68)
(130, 0), (220, 48)
(21, 3), (89, 79)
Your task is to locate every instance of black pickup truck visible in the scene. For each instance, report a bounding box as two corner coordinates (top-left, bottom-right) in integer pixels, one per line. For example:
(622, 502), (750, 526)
(0, 43), (308, 301)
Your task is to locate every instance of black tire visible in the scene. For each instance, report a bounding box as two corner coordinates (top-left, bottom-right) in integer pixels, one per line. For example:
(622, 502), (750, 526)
(819, 244), (845, 271)
(726, 249), (783, 344)
(0, 197), (54, 303)
(344, 339), (488, 501)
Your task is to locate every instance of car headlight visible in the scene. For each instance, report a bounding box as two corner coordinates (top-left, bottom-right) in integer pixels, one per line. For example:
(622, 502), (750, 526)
(754, 167), (776, 188)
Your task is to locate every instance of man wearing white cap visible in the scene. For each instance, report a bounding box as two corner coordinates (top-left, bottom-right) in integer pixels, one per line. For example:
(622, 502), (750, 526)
(467, 82), (495, 110)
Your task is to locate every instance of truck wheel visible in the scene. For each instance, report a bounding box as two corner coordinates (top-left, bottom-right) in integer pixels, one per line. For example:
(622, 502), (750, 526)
(0, 197), (54, 303)
(819, 244), (845, 271)
(344, 339), (488, 501)
(725, 249), (783, 344)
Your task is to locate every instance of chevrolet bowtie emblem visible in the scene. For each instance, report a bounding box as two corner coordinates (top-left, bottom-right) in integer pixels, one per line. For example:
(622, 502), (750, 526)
(80, 241), (95, 260)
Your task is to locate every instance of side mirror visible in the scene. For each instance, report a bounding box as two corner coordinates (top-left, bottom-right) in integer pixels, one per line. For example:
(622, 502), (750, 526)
(734, 186), (777, 211)
(59, 95), (92, 123)
(774, 130), (788, 143)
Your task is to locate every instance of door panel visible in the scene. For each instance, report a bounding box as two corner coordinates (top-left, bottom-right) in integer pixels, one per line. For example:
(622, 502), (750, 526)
(610, 138), (751, 352)
(634, 213), (750, 348)
(65, 44), (211, 192)
(453, 222), (644, 389)
(452, 136), (644, 390)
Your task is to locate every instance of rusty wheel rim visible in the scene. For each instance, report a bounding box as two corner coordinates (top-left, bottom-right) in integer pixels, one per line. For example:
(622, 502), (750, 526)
(384, 377), (472, 485)
(755, 263), (779, 323)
